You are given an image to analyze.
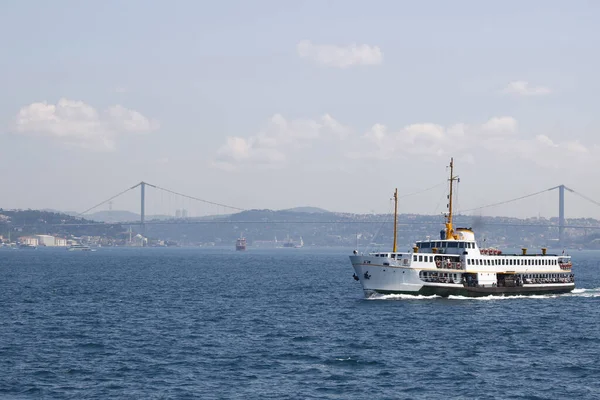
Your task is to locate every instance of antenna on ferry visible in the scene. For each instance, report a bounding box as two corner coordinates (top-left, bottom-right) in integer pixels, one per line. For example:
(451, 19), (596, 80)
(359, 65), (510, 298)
(393, 188), (398, 253)
(445, 158), (459, 240)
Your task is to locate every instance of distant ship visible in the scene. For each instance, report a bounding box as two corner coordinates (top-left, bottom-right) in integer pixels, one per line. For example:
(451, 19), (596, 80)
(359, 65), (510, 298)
(68, 244), (92, 252)
(350, 158), (575, 298)
(18, 243), (37, 250)
(282, 235), (304, 248)
(236, 237), (247, 251)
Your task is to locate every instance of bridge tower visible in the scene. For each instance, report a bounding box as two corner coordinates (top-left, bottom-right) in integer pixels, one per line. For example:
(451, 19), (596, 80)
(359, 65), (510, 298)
(140, 181), (146, 234)
(558, 184), (565, 245)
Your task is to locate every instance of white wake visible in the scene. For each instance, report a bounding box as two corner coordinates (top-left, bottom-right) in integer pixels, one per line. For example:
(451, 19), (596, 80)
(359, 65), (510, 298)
(365, 288), (600, 301)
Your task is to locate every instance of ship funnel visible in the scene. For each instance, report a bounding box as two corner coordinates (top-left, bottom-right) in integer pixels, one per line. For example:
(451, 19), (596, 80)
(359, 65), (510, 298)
(522, 248), (527, 255)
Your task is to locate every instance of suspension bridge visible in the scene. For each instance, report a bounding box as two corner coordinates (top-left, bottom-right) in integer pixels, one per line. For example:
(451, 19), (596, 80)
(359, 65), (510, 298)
(63, 181), (600, 245)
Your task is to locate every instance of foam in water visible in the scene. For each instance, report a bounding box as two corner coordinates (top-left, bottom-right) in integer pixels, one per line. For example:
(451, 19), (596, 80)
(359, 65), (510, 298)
(367, 288), (600, 301)
(563, 287), (600, 298)
(366, 293), (440, 301)
(448, 294), (559, 301)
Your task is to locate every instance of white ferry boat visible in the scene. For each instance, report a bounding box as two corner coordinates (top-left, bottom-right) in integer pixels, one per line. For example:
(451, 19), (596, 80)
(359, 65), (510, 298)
(349, 158), (575, 297)
(68, 244), (92, 252)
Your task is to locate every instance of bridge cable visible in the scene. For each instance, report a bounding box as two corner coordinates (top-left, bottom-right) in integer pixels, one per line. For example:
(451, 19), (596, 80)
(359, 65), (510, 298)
(151, 184), (246, 212)
(76, 186), (135, 217)
(397, 180), (447, 200)
(457, 188), (552, 214)
(570, 190), (600, 208)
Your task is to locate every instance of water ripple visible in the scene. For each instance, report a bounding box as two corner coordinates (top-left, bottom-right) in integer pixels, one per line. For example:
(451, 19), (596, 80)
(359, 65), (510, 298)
(1, 248), (600, 399)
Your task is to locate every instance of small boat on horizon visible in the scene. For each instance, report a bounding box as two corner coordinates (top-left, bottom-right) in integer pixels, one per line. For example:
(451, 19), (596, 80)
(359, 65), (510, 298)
(236, 236), (247, 251)
(68, 244), (93, 252)
(282, 235), (303, 248)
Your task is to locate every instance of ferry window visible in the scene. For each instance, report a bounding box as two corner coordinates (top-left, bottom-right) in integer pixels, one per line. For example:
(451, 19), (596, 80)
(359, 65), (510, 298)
(502, 259), (505, 265)
(429, 256), (433, 262)
(442, 242), (447, 248)
(413, 255), (417, 261)
(422, 242), (431, 248)
(448, 242), (458, 248)
(459, 242), (464, 248)
(419, 255), (423, 262)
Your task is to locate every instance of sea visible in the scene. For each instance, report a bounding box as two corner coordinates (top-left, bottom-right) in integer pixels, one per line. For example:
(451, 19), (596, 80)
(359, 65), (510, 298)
(1, 246), (599, 399)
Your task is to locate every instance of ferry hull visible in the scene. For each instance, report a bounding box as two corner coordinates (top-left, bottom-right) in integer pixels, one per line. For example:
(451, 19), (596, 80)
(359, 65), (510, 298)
(351, 258), (575, 298)
(370, 284), (575, 298)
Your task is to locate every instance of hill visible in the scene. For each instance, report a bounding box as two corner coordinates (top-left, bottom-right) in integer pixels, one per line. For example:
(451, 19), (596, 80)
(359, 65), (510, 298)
(0, 209), (124, 240)
(85, 210), (172, 223)
(282, 206), (330, 214)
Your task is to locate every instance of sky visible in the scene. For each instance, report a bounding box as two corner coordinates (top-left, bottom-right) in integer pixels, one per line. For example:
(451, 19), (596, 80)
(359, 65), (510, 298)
(1, 0), (600, 220)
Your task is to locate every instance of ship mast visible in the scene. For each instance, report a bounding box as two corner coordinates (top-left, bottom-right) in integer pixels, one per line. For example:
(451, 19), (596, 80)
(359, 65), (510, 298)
(393, 188), (398, 252)
(445, 158), (459, 240)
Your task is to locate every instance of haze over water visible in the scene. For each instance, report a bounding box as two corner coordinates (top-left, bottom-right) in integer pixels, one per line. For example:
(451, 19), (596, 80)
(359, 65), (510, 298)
(1, 247), (599, 399)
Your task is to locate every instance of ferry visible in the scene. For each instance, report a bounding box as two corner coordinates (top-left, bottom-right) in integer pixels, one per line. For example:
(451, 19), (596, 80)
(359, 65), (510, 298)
(236, 237), (247, 251)
(349, 158), (575, 298)
(68, 244), (92, 251)
(282, 235), (299, 248)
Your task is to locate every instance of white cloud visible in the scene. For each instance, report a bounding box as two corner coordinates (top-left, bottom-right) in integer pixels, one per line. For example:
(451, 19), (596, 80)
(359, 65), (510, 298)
(536, 134), (557, 147)
(214, 113), (597, 171)
(213, 114), (350, 170)
(566, 140), (588, 154)
(481, 116), (518, 135)
(502, 81), (552, 96)
(13, 98), (158, 150)
(296, 40), (383, 68)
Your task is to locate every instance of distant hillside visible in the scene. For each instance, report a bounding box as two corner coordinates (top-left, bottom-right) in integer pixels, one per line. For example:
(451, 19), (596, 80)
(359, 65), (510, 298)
(283, 206), (330, 214)
(85, 210), (172, 223)
(0, 209), (124, 239)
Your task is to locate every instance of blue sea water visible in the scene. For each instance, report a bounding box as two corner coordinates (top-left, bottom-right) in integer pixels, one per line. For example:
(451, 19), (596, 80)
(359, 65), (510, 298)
(1, 247), (599, 399)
